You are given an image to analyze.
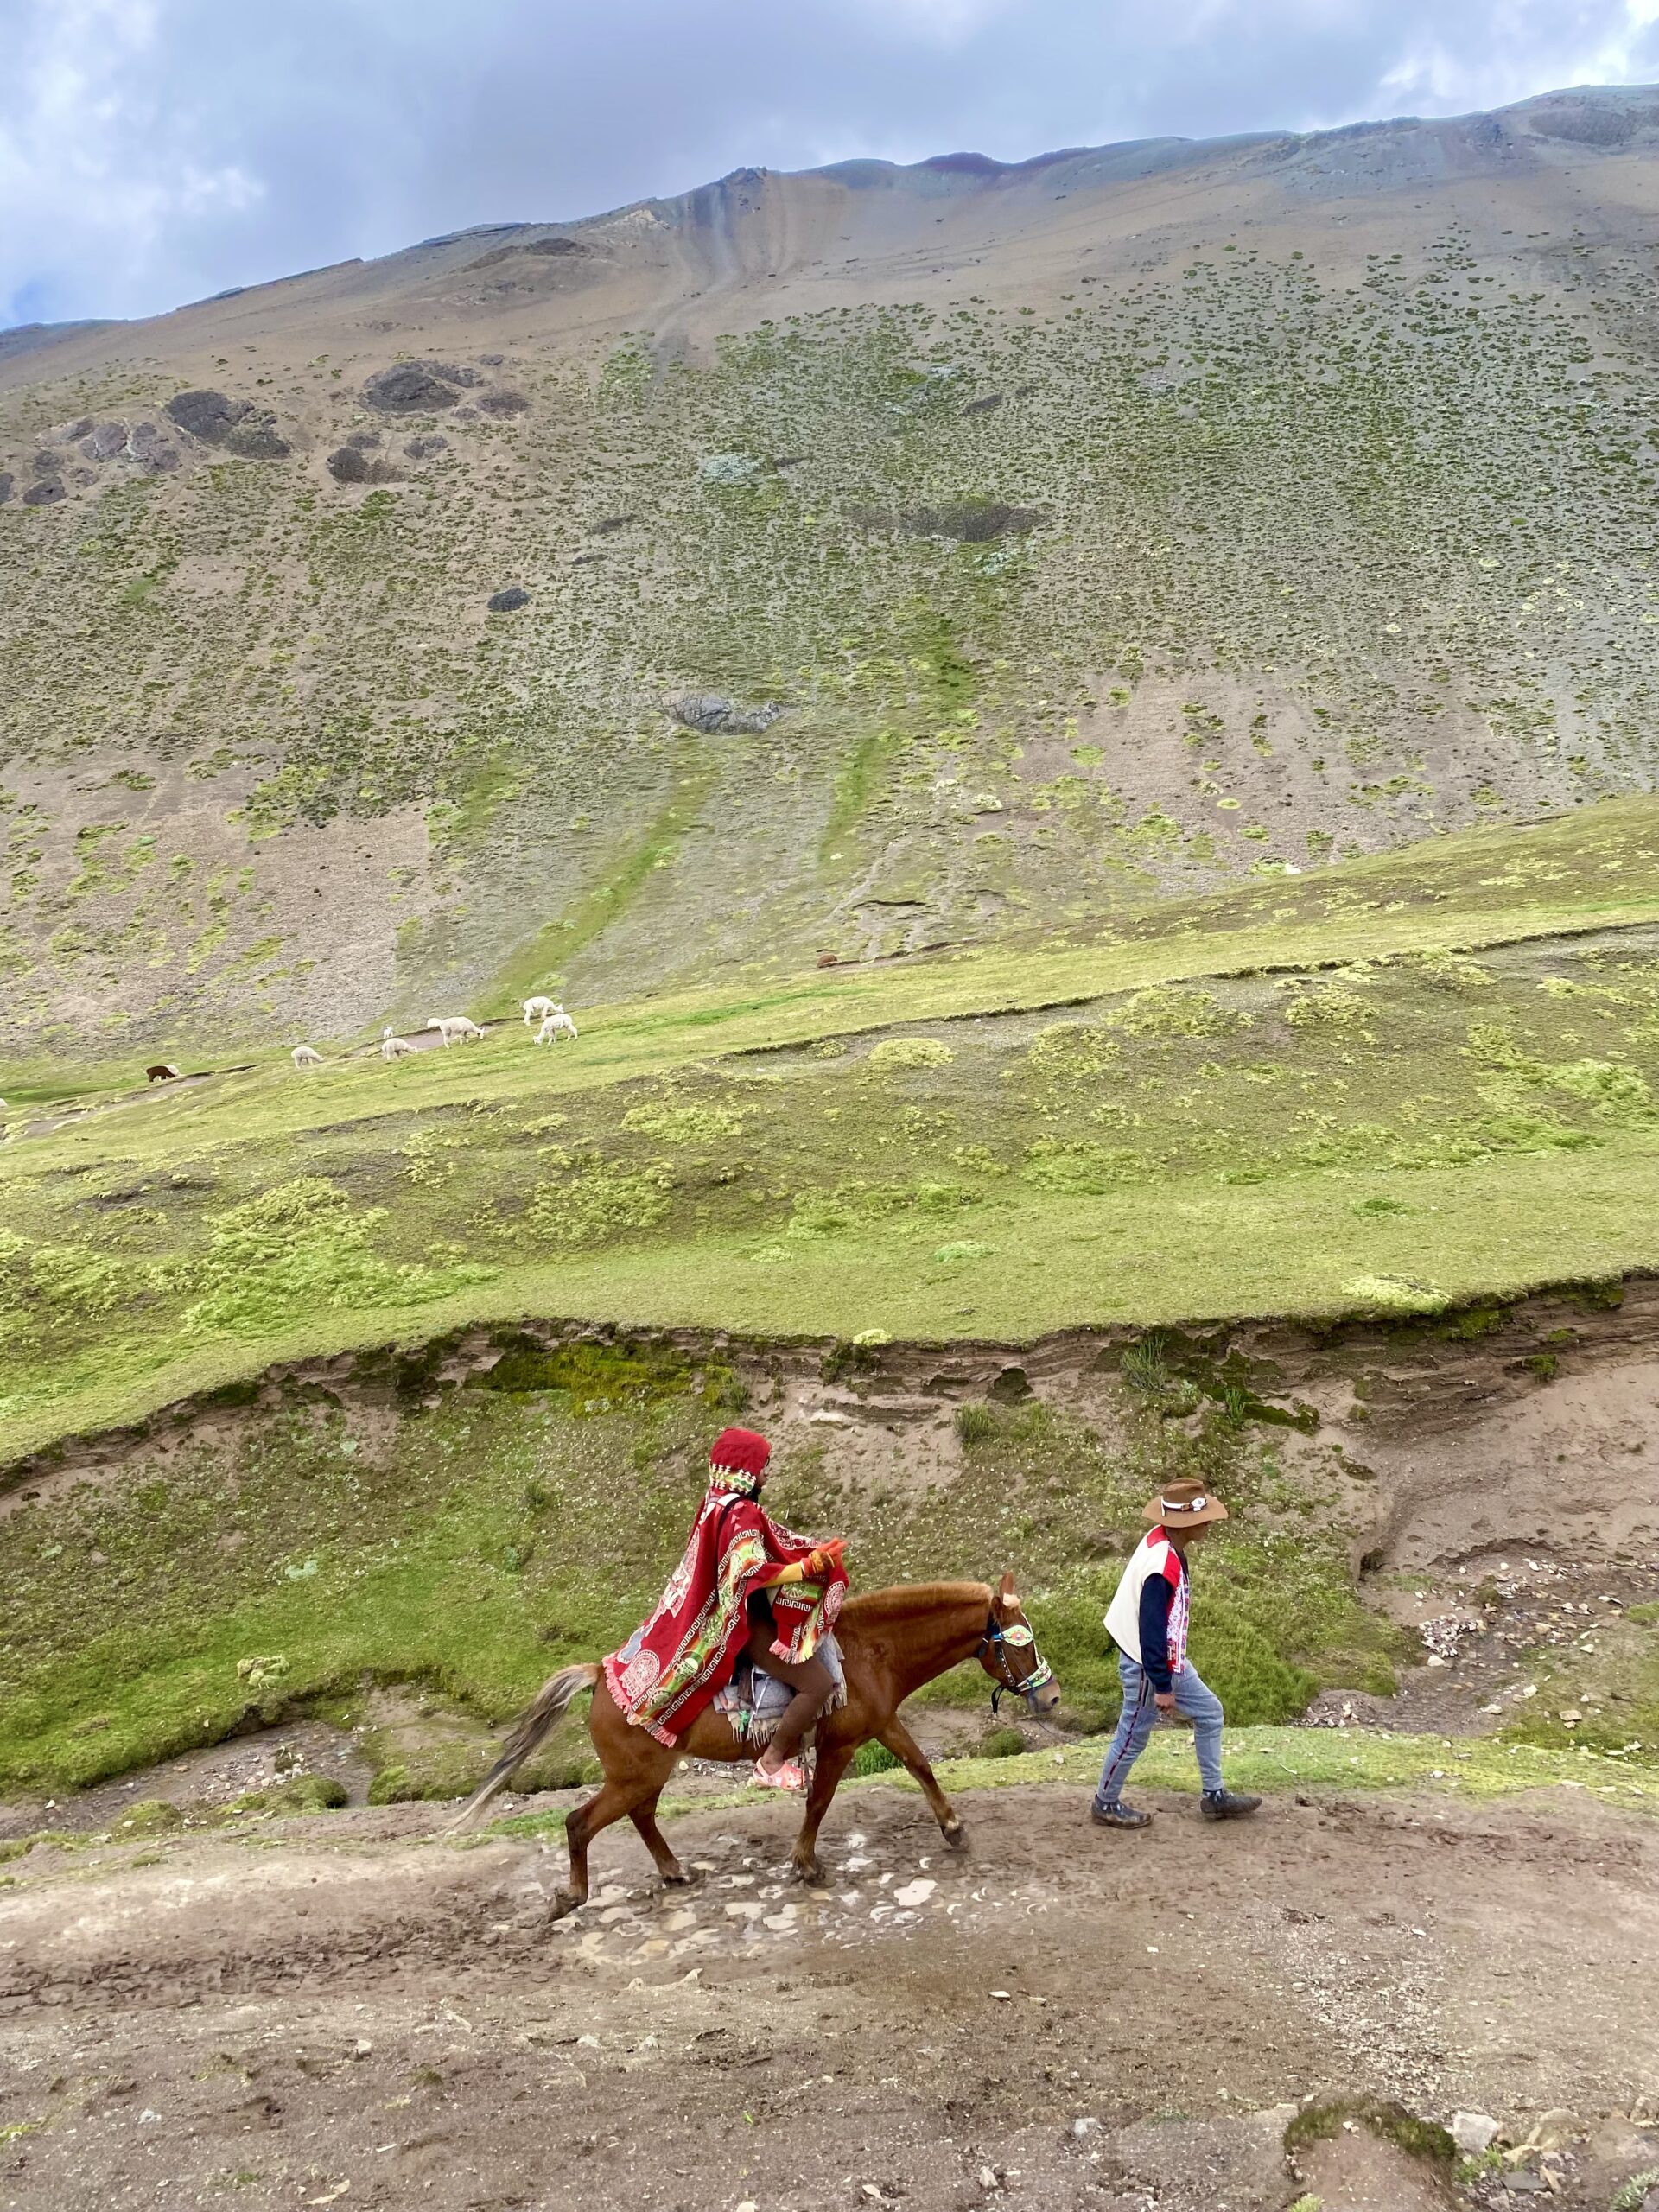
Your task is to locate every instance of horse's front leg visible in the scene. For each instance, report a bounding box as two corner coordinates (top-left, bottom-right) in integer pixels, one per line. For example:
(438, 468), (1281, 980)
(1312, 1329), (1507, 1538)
(877, 1714), (965, 1848)
(791, 1741), (855, 1884)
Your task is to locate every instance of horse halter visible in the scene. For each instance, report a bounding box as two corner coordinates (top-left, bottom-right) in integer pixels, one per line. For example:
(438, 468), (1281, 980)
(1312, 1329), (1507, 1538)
(978, 1609), (1056, 1716)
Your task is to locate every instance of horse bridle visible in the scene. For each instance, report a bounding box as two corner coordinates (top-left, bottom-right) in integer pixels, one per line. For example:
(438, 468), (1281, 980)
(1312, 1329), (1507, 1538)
(978, 1609), (1056, 1717)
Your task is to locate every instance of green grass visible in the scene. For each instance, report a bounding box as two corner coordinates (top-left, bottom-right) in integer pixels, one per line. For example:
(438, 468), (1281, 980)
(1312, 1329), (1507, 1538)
(0, 1373), (1396, 1796)
(8, 804), (1659, 1464)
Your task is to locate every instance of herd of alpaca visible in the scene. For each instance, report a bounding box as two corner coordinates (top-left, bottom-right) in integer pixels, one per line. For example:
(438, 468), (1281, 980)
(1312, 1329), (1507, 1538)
(287, 998), (576, 1072)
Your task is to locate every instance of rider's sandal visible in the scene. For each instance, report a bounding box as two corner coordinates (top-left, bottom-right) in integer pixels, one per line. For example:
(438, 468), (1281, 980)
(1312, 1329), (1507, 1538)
(750, 1755), (808, 1794)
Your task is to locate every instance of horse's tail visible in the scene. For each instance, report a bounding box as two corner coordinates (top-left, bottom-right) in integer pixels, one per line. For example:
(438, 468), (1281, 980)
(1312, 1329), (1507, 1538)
(447, 1662), (601, 1833)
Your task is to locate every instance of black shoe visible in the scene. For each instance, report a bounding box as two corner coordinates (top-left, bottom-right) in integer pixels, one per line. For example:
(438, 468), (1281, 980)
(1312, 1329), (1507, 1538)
(1201, 1789), (1262, 1821)
(1090, 1801), (1153, 1830)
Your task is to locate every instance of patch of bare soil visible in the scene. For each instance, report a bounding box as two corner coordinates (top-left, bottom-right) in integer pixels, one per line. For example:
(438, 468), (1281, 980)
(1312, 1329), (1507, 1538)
(3, 1780), (1656, 2212)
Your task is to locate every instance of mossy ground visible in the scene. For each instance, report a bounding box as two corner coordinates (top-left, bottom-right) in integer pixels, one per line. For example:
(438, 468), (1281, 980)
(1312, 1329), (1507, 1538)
(6, 806), (1659, 1461)
(0, 1343), (1401, 1797)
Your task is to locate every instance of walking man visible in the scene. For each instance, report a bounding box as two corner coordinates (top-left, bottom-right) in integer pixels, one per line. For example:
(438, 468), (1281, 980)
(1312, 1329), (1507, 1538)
(1091, 1477), (1262, 1830)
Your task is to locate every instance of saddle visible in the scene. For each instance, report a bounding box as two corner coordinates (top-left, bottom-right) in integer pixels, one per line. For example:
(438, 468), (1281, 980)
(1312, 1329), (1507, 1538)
(713, 1633), (848, 1750)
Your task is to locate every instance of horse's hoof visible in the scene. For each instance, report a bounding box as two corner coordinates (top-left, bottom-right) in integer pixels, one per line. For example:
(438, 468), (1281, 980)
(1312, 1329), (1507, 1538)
(661, 1866), (693, 1889)
(545, 1888), (583, 1924)
(943, 1820), (967, 1851)
(791, 1859), (823, 1886)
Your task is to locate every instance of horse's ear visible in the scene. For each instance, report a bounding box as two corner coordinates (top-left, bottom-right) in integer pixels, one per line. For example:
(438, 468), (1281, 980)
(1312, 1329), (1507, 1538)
(997, 1570), (1020, 1611)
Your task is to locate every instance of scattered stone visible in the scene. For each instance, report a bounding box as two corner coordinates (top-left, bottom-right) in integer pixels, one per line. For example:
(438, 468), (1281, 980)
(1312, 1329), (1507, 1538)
(1452, 2113), (1501, 2157)
(667, 692), (785, 735)
(1522, 2109), (1581, 2152)
(698, 452), (760, 484)
(487, 587), (530, 613)
(477, 389), (530, 416)
(362, 362), (461, 414)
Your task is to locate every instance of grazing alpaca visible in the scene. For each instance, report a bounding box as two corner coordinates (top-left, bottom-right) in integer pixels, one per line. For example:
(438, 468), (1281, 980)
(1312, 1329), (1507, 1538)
(291, 1045), (324, 1069)
(534, 1009), (579, 1045)
(426, 1014), (483, 1046)
(381, 1027), (416, 1061)
(523, 995), (558, 1025)
(145, 1064), (181, 1083)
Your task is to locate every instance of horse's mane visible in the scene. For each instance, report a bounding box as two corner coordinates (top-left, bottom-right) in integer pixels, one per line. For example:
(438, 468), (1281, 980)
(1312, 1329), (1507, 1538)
(839, 1580), (989, 1630)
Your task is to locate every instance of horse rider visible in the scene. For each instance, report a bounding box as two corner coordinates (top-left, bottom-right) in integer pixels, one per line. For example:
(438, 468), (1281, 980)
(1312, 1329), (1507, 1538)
(603, 1427), (848, 1793)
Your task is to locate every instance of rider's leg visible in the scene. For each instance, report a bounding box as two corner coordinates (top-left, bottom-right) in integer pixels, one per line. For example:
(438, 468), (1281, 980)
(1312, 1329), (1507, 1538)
(746, 1618), (833, 1771)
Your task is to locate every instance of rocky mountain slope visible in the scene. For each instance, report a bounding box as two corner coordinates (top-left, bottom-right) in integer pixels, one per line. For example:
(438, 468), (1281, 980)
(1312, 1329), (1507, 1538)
(3, 85), (1659, 1050)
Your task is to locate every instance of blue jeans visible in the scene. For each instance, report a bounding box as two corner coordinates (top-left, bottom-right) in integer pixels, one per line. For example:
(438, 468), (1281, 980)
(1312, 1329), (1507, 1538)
(1095, 1652), (1224, 1808)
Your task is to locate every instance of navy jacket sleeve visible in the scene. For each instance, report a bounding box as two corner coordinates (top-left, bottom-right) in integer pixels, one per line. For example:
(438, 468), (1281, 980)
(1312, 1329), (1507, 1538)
(1137, 1572), (1174, 1694)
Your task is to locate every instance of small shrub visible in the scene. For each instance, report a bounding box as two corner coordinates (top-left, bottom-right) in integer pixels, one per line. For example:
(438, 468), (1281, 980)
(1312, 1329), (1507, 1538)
(956, 1402), (999, 1446)
(526, 1161), (674, 1246)
(1284, 988), (1370, 1030)
(620, 1101), (744, 1141)
(1120, 1334), (1172, 1395)
(1025, 1022), (1120, 1078)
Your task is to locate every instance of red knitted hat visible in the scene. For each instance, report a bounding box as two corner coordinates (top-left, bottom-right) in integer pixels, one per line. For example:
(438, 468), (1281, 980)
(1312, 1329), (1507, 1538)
(709, 1426), (772, 1479)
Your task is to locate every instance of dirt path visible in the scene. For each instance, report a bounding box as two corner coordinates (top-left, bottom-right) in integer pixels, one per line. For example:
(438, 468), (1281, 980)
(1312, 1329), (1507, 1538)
(3, 1779), (1657, 2212)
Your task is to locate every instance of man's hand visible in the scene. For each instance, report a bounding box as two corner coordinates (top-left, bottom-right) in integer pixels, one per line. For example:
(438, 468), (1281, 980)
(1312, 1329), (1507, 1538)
(1154, 1690), (1176, 1713)
(808, 1538), (847, 1575)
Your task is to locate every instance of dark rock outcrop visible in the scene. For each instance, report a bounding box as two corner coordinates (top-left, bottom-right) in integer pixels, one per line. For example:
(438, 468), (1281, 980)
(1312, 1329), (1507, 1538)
(668, 692), (785, 735)
(0, 473), (10, 505)
(126, 423), (180, 473)
(478, 389), (530, 417)
(362, 362), (461, 413)
(81, 421), (130, 460)
(486, 586), (530, 613)
(404, 435), (448, 460)
(327, 447), (403, 486)
(164, 390), (288, 458)
(22, 478), (65, 506)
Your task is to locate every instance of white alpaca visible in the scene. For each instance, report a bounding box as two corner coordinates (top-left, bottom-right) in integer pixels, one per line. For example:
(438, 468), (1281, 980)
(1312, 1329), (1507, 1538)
(381, 1027), (417, 1061)
(523, 995), (558, 1025)
(534, 1010), (579, 1045)
(426, 1015), (483, 1046)
(291, 1045), (324, 1069)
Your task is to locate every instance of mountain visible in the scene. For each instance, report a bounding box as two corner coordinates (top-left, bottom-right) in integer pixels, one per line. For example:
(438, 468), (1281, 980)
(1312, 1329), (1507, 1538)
(4, 84), (1659, 1048)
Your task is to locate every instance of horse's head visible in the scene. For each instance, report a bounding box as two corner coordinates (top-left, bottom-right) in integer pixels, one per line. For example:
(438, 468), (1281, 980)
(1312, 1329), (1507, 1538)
(976, 1572), (1061, 1718)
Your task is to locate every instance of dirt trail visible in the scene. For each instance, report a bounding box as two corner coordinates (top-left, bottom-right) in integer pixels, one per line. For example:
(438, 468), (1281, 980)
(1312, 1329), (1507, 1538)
(3, 1779), (1656, 2212)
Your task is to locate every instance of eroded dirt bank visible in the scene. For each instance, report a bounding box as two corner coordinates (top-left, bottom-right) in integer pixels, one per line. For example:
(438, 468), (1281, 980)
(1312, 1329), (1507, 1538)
(3, 1781), (1658, 2212)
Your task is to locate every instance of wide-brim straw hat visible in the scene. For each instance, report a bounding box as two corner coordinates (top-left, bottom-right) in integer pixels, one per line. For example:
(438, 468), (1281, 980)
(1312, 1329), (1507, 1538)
(1143, 1478), (1229, 1529)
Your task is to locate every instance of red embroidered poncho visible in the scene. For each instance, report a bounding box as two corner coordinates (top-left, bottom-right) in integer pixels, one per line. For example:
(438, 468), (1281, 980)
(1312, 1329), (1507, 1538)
(603, 1469), (847, 1746)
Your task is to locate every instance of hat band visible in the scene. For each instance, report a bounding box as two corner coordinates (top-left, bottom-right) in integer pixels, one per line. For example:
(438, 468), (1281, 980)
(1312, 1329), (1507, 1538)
(1162, 1494), (1207, 1515)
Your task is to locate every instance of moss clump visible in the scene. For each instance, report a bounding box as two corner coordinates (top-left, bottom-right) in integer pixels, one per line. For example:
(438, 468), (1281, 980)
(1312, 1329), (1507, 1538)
(474, 1335), (716, 1406)
(226, 1775), (348, 1815)
(1113, 987), (1250, 1039)
(113, 1797), (184, 1837)
(867, 1038), (955, 1070)
(1285, 2096), (1456, 2167)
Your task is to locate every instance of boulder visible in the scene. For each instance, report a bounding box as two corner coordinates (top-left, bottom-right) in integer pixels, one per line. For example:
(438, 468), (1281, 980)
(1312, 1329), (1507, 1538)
(362, 362), (461, 414)
(478, 388), (530, 416)
(1451, 2113), (1500, 2157)
(126, 423), (180, 472)
(487, 587), (530, 613)
(668, 692), (784, 735)
(166, 388), (245, 442)
(46, 415), (93, 444)
(22, 478), (65, 505)
(327, 446), (372, 484)
(81, 420), (130, 461)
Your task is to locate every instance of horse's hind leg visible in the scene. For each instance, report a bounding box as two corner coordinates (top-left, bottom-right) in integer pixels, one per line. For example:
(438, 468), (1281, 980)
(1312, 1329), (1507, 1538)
(629, 1793), (690, 1887)
(555, 1778), (647, 1921)
(876, 1715), (965, 1848)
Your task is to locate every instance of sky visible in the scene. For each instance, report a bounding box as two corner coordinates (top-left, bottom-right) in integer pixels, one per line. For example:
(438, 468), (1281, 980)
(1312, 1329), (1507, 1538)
(3, 0), (1658, 330)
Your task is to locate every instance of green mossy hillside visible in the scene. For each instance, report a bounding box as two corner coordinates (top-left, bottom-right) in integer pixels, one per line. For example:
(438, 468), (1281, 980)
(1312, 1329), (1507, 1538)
(0, 1352), (1399, 1798)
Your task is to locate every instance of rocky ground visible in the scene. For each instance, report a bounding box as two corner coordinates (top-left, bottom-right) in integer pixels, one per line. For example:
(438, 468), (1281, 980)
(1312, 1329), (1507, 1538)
(3, 1775), (1657, 2212)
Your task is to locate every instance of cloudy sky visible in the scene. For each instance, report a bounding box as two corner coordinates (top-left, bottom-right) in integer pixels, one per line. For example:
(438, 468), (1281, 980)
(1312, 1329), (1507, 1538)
(4, 0), (1657, 329)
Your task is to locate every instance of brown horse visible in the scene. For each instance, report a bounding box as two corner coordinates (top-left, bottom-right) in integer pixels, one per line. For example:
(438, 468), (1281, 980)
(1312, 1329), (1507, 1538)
(455, 1573), (1060, 1916)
